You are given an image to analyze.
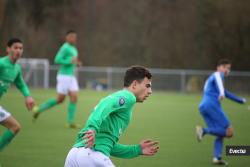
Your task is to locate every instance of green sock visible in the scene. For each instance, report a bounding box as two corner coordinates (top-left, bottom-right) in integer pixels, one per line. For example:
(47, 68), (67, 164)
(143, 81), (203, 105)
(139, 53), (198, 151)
(38, 98), (58, 113)
(0, 129), (15, 151)
(67, 102), (77, 124)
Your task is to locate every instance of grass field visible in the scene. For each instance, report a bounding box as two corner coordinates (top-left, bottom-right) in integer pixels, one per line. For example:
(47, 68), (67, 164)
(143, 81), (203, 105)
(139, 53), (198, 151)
(0, 88), (249, 167)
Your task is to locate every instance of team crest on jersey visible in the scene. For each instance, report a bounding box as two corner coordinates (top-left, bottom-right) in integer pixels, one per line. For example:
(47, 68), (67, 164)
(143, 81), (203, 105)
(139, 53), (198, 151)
(119, 98), (125, 106)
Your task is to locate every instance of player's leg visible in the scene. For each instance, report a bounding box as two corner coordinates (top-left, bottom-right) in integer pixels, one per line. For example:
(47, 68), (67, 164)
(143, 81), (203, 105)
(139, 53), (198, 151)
(212, 136), (228, 165)
(198, 104), (230, 165)
(66, 91), (78, 128)
(211, 127), (233, 165)
(201, 114), (227, 137)
(217, 109), (233, 138)
(210, 107), (231, 137)
(66, 76), (79, 128)
(36, 94), (66, 113)
(225, 126), (233, 138)
(33, 75), (69, 120)
(196, 104), (220, 142)
(199, 106), (229, 165)
(212, 109), (231, 165)
(32, 94), (66, 120)
(0, 107), (21, 151)
(200, 105), (228, 137)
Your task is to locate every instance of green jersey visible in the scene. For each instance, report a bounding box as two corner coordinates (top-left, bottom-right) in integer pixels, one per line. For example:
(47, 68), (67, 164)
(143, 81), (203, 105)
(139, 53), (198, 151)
(0, 56), (30, 98)
(54, 42), (78, 76)
(74, 89), (142, 158)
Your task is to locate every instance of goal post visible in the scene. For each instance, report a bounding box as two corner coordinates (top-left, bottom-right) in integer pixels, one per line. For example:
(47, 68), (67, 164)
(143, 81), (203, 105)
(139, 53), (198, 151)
(17, 58), (50, 88)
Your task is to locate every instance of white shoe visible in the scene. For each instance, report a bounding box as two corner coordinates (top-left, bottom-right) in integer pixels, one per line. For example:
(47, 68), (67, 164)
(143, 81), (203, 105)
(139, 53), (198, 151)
(212, 157), (228, 165)
(196, 126), (203, 142)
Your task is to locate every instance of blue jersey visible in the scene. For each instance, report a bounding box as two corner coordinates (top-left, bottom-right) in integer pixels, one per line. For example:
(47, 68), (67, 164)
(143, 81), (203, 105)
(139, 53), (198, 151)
(200, 72), (245, 107)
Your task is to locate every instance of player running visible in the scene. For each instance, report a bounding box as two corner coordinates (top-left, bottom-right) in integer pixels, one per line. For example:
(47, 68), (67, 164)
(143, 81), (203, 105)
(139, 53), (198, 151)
(64, 66), (159, 167)
(32, 30), (81, 128)
(0, 38), (35, 151)
(196, 59), (246, 165)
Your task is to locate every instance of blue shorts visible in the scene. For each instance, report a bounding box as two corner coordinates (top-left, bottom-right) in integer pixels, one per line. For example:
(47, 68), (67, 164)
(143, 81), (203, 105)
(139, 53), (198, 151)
(199, 101), (230, 129)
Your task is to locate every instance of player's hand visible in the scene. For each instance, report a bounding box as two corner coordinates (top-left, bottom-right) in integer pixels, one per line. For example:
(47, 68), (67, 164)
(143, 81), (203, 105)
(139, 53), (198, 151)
(140, 139), (159, 156)
(77, 61), (82, 67)
(71, 57), (78, 64)
(25, 96), (35, 110)
(218, 95), (224, 101)
(82, 130), (96, 148)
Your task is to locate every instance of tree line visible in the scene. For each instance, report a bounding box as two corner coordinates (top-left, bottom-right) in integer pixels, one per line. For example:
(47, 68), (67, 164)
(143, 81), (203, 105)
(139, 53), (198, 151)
(0, 0), (249, 70)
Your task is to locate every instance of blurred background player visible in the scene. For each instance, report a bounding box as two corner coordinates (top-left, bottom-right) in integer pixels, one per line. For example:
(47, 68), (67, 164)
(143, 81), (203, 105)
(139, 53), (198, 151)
(32, 30), (82, 128)
(64, 66), (159, 167)
(196, 59), (246, 165)
(0, 38), (35, 151)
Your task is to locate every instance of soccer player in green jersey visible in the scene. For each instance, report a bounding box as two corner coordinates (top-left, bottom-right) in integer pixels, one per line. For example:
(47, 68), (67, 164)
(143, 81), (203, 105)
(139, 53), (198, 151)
(64, 66), (159, 167)
(0, 38), (35, 151)
(33, 30), (81, 128)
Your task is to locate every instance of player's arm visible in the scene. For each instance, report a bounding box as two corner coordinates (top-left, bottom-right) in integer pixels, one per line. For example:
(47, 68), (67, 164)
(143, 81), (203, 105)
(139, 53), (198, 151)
(14, 68), (30, 97)
(14, 68), (35, 110)
(76, 59), (82, 67)
(111, 140), (159, 159)
(214, 72), (225, 100)
(110, 143), (142, 159)
(225, 90), (246, 104)
(54, 46), (75, 65)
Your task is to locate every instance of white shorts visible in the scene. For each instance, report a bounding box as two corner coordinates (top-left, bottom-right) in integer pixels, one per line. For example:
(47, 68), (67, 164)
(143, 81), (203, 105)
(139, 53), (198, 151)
(0, 106), (11, 122)
(64, 147), (115, 167)
(57, 75), (79, 95)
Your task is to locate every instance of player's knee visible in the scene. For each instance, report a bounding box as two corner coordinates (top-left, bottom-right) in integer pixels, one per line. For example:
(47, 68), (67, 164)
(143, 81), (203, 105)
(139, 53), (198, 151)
(226, 133), (233, 138)
(70, 97), (77, 103)
(69, 93), (77, 103)
(10, 122), (21, 134)
(226, 128), (233, 138)
(57, 97), (65, 104)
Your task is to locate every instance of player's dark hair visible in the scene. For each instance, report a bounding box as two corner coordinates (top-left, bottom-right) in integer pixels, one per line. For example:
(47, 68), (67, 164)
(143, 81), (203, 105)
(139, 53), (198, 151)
(217, 59), (231, 66)
(124, 65), (152, 87)
(66, 30), (76, 35)
(7, 38), (22, 47)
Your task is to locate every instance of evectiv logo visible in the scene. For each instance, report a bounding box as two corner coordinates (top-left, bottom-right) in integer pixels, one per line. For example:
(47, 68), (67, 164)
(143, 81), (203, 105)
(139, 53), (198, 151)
(226, 146), (250, 156)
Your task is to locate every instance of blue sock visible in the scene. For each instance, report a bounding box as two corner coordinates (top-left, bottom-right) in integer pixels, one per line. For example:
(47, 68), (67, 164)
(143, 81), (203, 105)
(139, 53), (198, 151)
(214, 137), (224, 159)
(203, 127), (226, 137)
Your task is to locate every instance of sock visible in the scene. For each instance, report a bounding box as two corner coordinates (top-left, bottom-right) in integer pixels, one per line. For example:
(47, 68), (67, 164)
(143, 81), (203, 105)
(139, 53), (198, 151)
(38, 98), (58, 113)
(214, 137), (224, 159)
(0, 129), (15, 151)
(67, 102), (77, 124)
(203, 127), (226, 137)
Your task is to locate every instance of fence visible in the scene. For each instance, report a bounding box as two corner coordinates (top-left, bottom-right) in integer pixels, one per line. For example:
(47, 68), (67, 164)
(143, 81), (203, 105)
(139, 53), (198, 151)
(20, 64), (250, 94)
